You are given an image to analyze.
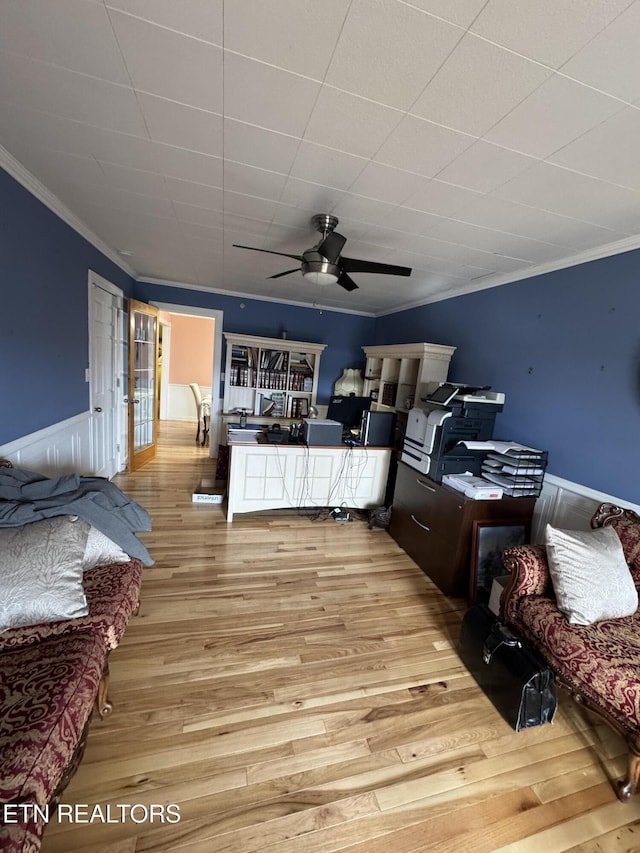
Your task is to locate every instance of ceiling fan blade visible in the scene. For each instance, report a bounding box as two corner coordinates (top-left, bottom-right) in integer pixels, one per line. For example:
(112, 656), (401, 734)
(341, 256), (412, 277)
(317, 231), (346, 264)
(233, 244), (303, 262)
(267, 268), (300, 279)
(337, 271), (359, 292)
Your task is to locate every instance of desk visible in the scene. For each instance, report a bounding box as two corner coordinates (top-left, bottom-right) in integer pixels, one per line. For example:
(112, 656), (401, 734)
(226, 442), (391, 522)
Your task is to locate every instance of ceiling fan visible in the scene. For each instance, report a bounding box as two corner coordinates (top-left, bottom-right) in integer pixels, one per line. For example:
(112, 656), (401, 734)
(233, 214), (411, 292)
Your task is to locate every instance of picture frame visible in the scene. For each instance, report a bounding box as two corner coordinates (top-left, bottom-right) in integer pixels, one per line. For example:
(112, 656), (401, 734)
(469, 519), (529, 605)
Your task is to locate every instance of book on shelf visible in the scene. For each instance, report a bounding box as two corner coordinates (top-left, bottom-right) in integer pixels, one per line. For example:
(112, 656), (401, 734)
(270, 391), (286, 418)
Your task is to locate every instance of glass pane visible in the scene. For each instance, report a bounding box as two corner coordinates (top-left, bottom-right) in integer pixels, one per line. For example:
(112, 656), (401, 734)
(133, 310), (156, 453)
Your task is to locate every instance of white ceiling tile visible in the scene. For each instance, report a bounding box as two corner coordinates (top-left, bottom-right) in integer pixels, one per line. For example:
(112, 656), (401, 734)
(485, 74), (625, 159)
(76, 184), (176, 218)
(105, 0), (223, 44)
(150, 144), (223, 186)
(494, 162), (640, 232)
(223, 119), (300, 174)
(332, 195), (397, 226)
(109, 10), (222, 112)
(471, 0), (633, 69)
(270, 206), (317, 232)
(426, 218), (569, 262)
(172, 202), (224, 229)
(136, 93), (222, 154)
(98, 161), (169, 197)
(403, 0), (490, 28)
(223, 53), (320, 137)
(222, 192), (278, 222)
(401, 232), (531, 272)
(0, 104), (159, 170)
(347, 162), (428, 206)
(0, 0), (129, 83)
(0, 52), (148, 135)
(375, 115), (475, 177)
(165, 177), (223, 210)
(411, 34), (552, 136)
(278, 176), (345, 212)
(459, 195), (625, 249)
(13, 145), (109, 196)
(223, 162), (287, 200)
(223, 0), (350, 79)
(325, 0), (463, 110)
(289, 141), (367, 190)
(562, 3), (640, 102)
(404, 178), (482, 217)
(549, 107), (640, 191)
(303, 87), (402, 159)
(380, 206), (442, 235)
(435, 141), (537, 192)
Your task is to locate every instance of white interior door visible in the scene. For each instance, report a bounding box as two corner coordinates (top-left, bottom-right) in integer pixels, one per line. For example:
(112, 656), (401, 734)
(89, 272), (123, 478)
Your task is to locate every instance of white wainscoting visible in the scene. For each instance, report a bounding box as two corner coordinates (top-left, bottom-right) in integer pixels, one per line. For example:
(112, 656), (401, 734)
(0, 412), (93, 476)
(165, 384), (212, 422)
(531, 473), (640, 543)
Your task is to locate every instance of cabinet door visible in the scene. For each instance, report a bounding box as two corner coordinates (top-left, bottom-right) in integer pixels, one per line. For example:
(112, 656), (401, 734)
(389, 500), (464, 596)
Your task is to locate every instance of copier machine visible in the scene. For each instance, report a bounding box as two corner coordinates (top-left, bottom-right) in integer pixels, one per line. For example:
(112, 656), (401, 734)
(401, 383), (505, 482)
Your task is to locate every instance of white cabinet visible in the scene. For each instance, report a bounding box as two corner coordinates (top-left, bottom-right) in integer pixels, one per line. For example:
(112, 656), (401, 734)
(362, 342), (456, 414)
(223, 333), (326, 419)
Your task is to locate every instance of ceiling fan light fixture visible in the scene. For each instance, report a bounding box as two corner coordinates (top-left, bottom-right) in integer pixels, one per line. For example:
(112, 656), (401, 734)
(302, 269), (338, 286)
(301, 255), (339, 286)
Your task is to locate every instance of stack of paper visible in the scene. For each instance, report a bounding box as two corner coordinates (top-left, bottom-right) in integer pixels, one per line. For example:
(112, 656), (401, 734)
(442, 473), (504, 500)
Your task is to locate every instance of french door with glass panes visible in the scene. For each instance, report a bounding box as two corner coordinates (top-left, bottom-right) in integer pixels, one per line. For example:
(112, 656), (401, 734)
(127, 299), (159, 471)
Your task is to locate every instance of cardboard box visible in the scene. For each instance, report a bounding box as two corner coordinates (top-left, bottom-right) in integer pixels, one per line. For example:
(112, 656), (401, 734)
(192, 479), (225, 504)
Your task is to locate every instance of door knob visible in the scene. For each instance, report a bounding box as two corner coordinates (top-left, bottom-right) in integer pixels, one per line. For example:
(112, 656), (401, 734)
(94, 406), (103, 413)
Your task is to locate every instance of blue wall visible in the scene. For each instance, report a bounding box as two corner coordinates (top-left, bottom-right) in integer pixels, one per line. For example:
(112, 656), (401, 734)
(0, 169), (135, 444)
(376, 255), (640, 505)
(134, 282), (375, 403)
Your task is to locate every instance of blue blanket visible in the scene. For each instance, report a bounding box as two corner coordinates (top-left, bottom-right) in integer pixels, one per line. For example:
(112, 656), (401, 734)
(0, 466), (153, 565)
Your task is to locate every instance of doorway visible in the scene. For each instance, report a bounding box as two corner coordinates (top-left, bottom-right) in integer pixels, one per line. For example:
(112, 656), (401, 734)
(88, 271), (124, 478)
(151, 302), (223, 457)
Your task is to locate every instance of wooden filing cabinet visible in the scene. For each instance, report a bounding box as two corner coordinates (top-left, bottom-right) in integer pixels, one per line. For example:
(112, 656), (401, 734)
(389, 461), (536, 598)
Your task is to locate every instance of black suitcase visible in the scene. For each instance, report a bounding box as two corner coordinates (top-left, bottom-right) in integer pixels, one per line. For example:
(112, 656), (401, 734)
(459, 604), (557, 731)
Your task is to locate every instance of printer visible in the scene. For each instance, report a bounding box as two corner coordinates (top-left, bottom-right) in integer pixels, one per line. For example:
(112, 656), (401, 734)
(401, 383), (505, 482)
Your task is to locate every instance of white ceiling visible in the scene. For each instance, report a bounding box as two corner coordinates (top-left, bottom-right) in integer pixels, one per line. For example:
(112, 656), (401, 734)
(3, 0), (640, 316)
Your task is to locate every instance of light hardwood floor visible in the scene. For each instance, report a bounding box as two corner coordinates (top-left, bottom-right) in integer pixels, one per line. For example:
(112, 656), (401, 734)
(42, 422), (640, 853)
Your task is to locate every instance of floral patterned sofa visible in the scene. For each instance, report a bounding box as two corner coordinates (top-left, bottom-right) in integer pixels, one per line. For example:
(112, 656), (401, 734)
(0, 461), (147, 852)
(501, 503), (640, 800)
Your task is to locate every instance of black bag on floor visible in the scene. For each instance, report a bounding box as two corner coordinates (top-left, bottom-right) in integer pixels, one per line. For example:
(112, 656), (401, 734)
(458, 604), (556, 731)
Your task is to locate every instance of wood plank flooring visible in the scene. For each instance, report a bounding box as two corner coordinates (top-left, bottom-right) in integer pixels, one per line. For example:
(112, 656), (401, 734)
(42, 421), (640, 852)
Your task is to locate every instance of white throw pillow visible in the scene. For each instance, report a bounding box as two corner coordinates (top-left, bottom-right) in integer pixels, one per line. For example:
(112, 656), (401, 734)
(545, 523), (638, 626)
(0, 516), (89, 633)
(83, 525), (131, 571)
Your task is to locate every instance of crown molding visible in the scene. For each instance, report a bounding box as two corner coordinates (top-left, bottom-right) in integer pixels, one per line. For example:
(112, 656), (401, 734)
(136, 276), (377, 317)
(0, 143), (137, 279)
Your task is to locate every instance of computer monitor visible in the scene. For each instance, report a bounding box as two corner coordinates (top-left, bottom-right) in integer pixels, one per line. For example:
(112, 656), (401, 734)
(326, 395), (371, 430)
